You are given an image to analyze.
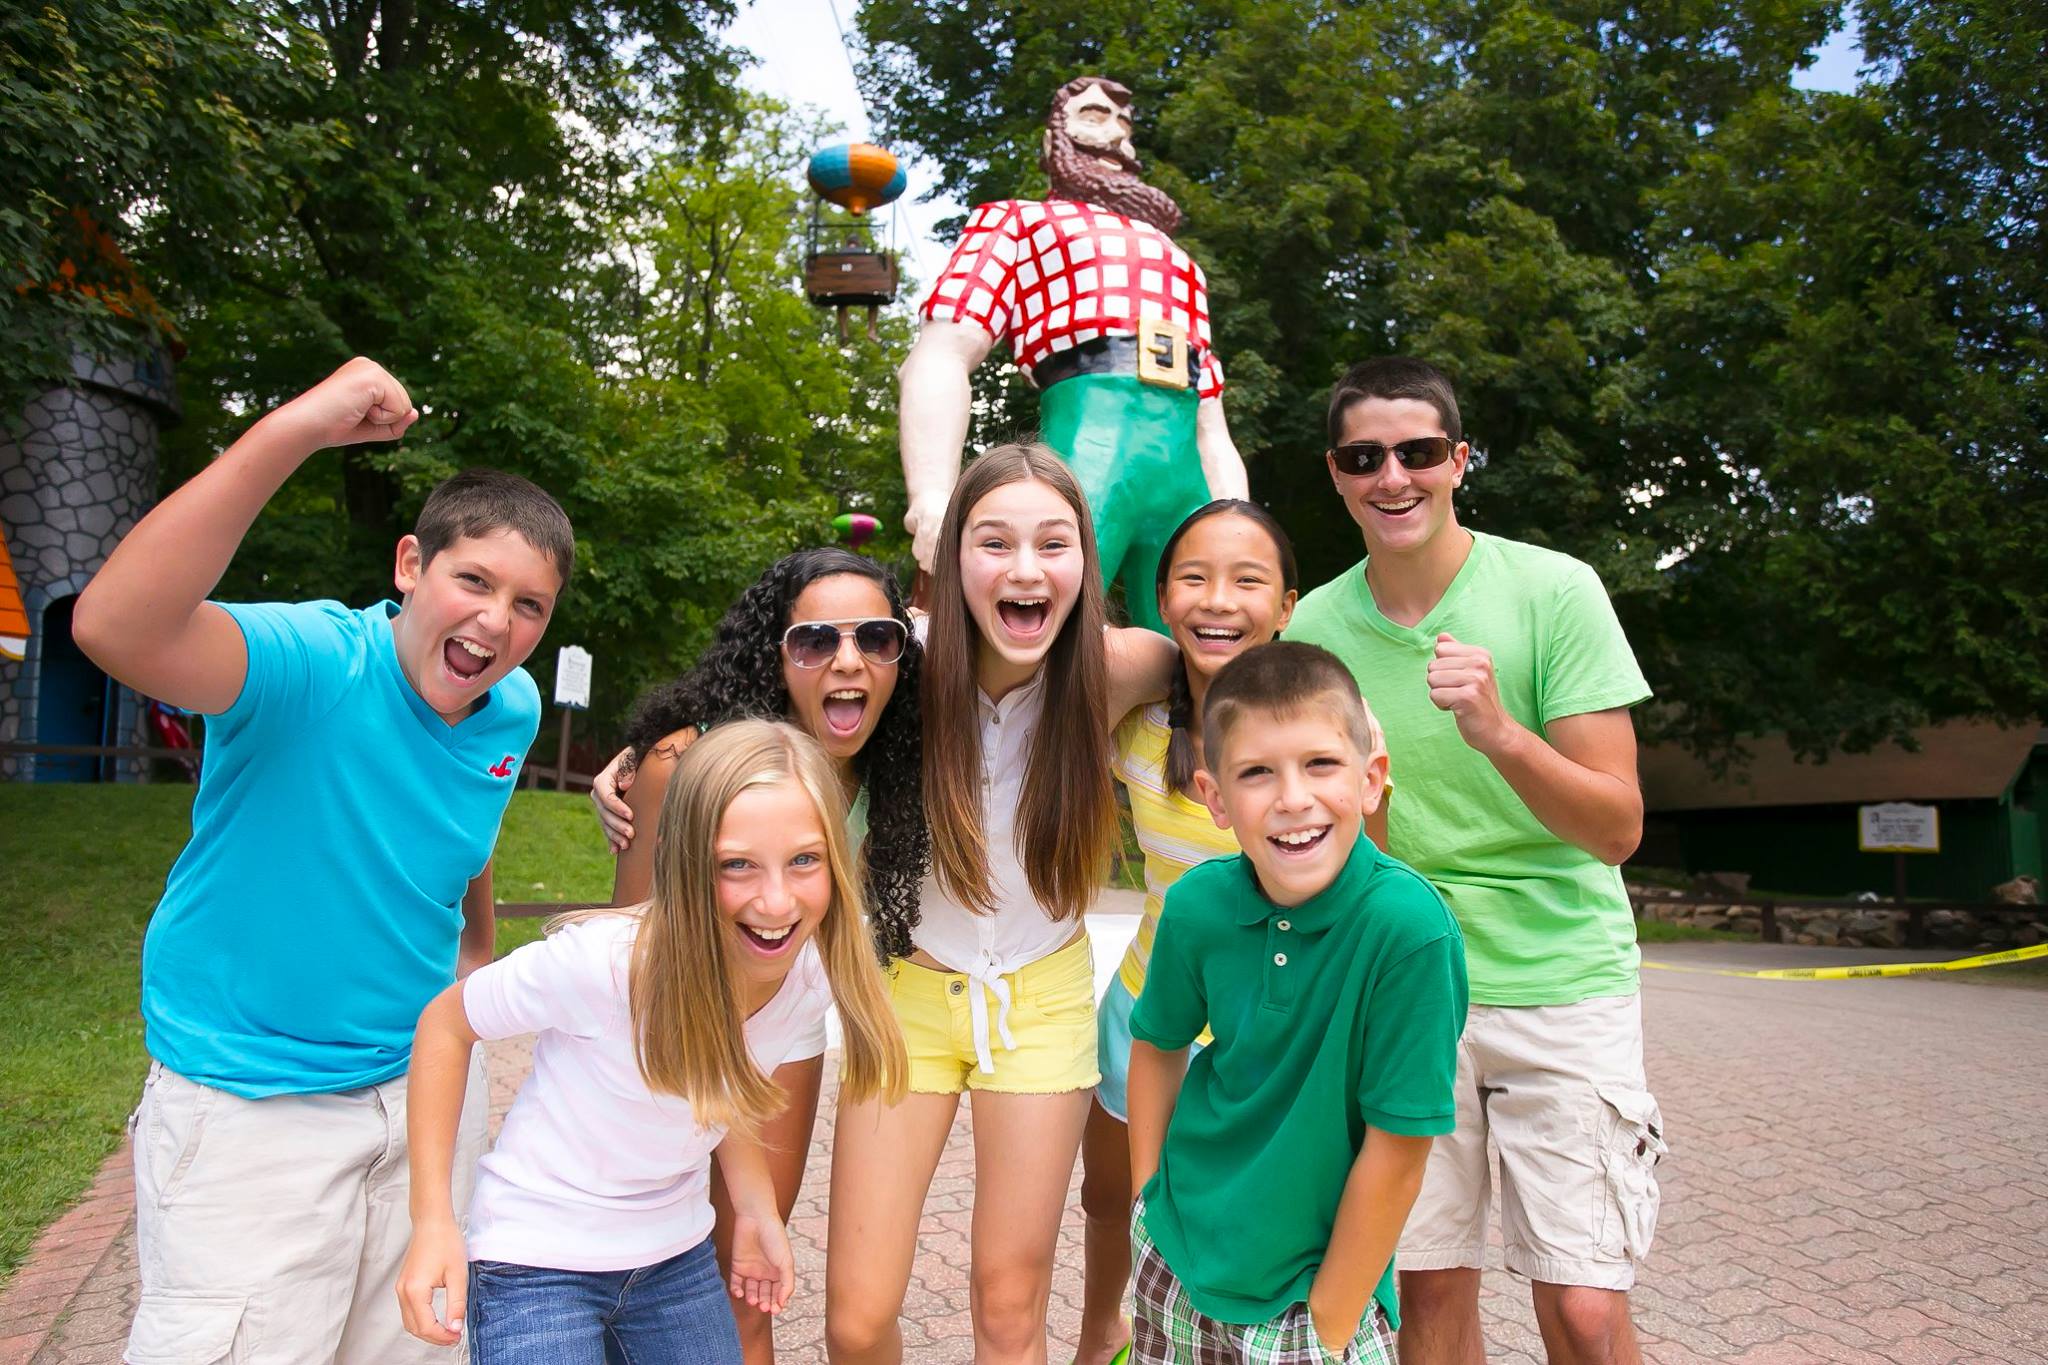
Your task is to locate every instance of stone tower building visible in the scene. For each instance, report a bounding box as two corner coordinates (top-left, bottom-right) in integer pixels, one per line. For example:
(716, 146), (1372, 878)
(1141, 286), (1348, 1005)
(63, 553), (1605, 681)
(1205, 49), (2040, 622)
(0, 347), (180, 780)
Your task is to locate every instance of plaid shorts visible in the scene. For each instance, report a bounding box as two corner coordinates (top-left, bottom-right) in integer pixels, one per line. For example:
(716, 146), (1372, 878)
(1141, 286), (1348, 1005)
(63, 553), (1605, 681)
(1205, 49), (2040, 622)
(1131, 1199), (1396, 1365)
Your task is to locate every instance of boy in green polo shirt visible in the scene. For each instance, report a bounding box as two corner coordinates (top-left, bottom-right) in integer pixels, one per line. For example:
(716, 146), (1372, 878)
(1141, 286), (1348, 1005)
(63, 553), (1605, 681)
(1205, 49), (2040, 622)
(1127, 642), (1468, 1365)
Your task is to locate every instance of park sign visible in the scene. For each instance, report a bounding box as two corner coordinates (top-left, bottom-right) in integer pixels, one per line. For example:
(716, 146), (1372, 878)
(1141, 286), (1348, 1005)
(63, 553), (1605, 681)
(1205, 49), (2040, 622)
(1859, 802), (1940, 854)
(553, 645), (592, 710)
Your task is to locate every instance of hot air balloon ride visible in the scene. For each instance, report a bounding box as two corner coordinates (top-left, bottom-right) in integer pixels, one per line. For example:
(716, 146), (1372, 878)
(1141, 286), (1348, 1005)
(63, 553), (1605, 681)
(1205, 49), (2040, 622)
(804, 142), (909, 343)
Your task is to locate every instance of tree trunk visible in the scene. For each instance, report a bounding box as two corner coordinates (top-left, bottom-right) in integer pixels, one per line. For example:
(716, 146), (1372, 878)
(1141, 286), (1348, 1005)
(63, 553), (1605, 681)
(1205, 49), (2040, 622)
(342, 449), (402, 547)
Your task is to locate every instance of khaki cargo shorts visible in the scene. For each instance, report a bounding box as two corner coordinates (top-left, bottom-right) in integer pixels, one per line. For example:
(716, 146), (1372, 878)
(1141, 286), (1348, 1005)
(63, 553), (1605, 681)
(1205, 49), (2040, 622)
(1396, 992), (1666, 1290)
(125, 1054), (486, 1364)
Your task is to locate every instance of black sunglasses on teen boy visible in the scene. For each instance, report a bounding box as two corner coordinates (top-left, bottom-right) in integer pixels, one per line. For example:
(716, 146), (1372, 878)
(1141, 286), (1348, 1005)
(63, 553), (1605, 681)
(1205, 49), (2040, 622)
(1328, 436), (1457, 477)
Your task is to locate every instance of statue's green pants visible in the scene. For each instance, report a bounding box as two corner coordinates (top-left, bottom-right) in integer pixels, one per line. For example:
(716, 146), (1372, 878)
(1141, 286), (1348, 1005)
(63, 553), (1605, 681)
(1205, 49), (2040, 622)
(1037, 373), (1209, 636)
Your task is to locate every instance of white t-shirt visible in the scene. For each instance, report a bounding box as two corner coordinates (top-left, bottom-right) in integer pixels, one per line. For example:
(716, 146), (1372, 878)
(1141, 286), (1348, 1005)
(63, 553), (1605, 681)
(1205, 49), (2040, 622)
(462, 913), (830, 1271)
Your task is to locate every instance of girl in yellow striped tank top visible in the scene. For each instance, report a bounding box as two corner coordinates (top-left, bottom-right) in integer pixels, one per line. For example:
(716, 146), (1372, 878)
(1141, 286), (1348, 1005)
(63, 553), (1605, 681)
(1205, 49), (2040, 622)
(1076, 501), (1390, 1365)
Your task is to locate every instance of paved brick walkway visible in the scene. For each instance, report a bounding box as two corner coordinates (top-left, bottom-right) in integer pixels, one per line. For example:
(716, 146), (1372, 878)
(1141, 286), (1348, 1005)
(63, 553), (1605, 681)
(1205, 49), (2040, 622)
(8, 935), (2046, 1364)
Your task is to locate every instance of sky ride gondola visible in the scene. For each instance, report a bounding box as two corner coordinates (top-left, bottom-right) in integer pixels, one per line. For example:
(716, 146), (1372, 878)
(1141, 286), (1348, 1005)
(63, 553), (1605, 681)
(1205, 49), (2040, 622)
(803, 142), (908, 343)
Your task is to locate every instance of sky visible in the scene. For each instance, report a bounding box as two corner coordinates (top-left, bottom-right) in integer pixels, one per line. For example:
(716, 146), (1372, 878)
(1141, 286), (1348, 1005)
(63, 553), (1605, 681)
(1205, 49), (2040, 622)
(723, 0), (1868, 289)
(723, 0), (963, 290)
(1792, 9), (1867, 94)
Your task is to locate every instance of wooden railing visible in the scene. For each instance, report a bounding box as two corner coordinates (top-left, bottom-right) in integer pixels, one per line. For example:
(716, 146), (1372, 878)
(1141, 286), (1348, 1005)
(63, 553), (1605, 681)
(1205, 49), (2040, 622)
(0, 742), (195, 760)
(1, 741), (591, 790)
(495, 901), (607, 919)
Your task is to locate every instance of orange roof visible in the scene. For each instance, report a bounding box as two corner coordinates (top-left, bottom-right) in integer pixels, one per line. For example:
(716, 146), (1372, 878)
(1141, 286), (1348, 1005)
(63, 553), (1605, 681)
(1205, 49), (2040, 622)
(14, 208), (183, 358)
(1639, 719), (2044, 811)
(0, 524), (27, 661)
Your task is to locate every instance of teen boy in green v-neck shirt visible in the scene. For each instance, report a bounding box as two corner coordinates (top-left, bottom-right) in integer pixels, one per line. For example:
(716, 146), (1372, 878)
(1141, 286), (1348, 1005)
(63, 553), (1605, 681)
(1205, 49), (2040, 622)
(1127, 643), (1468, 1365)
(1285, 357), (1665, 1365)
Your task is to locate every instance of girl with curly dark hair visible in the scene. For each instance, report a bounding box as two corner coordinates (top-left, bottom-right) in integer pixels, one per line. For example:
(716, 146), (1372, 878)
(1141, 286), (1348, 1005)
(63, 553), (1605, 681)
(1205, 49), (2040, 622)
(587, 546), (926, 1365)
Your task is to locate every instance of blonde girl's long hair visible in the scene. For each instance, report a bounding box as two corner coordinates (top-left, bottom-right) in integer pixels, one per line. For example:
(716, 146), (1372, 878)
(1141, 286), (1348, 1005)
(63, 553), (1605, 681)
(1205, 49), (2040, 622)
(566, 719), (906, 1136)
(921, 443), (1115, 921)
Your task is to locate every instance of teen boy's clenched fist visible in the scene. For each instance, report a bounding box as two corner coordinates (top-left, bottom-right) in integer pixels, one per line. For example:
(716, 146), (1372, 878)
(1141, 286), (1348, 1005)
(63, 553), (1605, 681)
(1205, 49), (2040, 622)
(274, 356), (420, 449)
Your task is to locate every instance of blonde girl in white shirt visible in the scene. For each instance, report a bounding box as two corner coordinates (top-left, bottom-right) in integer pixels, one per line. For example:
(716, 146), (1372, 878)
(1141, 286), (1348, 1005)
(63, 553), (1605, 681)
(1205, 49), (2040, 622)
(826, 444), (1175, 1365)
(398, 719), (906, 1364)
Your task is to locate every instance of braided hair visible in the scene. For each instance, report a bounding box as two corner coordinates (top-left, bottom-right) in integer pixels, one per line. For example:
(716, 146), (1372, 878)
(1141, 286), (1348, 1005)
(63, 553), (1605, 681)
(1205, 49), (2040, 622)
(1155, 500), (1299, 796)
(622, 548), (928, 960)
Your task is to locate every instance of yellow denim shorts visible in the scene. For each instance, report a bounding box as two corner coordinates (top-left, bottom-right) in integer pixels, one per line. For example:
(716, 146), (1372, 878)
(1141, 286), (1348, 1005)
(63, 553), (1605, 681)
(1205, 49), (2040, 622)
(887, 934), (1100, 1095)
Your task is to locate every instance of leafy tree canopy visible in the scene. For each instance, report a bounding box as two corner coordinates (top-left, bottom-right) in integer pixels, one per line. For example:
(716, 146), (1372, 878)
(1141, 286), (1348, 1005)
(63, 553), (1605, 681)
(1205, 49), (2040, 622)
(857, 0), (2046, 759)
(7, 0), (2041, 755)
(6, 1), (909, 731)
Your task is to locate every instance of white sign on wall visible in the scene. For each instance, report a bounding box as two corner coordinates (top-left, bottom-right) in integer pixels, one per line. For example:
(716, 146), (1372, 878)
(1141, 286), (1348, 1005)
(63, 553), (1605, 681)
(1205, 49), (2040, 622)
(1858, 802), (1940, 854)
(553, 645), (593, 710)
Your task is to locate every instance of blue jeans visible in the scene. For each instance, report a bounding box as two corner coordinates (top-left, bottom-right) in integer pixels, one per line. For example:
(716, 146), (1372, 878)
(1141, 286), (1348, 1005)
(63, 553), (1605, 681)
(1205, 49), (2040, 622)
(467, 1238), (742, 1365)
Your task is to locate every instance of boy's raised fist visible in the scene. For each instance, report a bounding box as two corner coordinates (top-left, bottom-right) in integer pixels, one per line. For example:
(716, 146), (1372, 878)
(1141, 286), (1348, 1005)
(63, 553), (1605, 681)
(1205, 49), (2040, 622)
(1427, 632), (1516, 756)
(280, 356), (419, 449)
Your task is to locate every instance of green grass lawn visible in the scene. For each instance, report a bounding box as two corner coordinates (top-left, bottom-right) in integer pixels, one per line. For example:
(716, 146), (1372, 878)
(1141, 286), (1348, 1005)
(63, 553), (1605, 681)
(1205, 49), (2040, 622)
(0, 785), (611, 1284)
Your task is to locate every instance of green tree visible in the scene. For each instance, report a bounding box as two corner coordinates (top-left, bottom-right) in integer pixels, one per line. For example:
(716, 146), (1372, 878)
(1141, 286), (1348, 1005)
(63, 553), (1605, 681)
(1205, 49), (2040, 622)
(149, 0), (742, 568)
(856, 0), (2046, 757)
(1630, 1), (2046, 756)
(7, 0), (746, 598)
(1, 1), (336, 412)
(179, 89), (915, 731)
(533, 97), (914, 723)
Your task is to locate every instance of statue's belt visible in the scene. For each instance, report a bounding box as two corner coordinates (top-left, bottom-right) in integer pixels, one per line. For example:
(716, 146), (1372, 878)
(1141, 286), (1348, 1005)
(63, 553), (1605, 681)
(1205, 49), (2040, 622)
(1030, 320), (1200, 392)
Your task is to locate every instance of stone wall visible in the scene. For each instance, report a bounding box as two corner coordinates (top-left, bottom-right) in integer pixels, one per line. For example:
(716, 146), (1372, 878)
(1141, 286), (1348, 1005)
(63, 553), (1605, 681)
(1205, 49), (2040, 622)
(1632, 885), (2047, 951)
(0, 348), (178, 780)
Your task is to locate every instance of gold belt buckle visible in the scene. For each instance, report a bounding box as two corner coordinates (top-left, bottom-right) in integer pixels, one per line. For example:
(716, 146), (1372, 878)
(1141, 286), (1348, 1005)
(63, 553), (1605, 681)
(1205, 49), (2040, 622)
(1136, 316), (1190, 390)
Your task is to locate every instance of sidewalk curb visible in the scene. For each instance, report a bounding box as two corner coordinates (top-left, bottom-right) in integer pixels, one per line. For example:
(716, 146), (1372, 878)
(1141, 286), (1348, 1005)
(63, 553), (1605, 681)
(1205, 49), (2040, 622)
(0, 1142), (133, 1365)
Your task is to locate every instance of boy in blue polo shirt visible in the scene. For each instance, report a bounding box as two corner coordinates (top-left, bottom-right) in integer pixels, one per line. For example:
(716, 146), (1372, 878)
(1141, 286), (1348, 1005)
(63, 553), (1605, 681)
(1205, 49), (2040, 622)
(74, 357), (572, 1364)
(1127, 641), (1467, 1365)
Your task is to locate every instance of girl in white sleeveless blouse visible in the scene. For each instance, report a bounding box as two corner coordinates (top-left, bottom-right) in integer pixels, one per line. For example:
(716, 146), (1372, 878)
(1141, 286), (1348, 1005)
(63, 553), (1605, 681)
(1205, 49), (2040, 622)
(825, 445), (1176, 1365)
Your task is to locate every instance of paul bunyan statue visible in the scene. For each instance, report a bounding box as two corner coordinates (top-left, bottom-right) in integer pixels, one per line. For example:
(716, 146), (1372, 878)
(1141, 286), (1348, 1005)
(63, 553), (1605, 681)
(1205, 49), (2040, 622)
(899, 76), (1248, 632)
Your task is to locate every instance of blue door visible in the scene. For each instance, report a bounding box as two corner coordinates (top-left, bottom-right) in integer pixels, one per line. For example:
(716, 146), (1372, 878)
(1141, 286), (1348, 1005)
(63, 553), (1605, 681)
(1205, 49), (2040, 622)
(35, 595), (115, 782)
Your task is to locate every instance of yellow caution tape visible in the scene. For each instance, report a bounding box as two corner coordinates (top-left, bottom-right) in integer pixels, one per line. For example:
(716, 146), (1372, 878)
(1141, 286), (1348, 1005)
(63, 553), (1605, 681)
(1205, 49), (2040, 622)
(1641, 941), (2048, 980)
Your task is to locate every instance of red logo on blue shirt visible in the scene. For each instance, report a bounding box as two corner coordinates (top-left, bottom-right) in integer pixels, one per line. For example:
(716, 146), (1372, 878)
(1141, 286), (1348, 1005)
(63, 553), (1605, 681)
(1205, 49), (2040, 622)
(488, 755), (516, 778)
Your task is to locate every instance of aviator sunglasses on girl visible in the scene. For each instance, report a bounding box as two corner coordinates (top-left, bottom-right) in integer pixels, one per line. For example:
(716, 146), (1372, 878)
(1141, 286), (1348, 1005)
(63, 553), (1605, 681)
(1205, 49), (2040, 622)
(781, 618), (909, 668)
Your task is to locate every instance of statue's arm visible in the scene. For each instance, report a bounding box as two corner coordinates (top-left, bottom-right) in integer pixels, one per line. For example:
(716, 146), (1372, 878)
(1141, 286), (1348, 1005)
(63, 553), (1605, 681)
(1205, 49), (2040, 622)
(1195, 395), (1250, 500)
(899, 319), (998, 570)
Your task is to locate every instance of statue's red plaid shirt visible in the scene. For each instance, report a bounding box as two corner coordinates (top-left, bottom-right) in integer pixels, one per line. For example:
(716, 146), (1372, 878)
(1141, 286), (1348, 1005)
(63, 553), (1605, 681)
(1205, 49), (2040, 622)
(921, 198), (1225, 401)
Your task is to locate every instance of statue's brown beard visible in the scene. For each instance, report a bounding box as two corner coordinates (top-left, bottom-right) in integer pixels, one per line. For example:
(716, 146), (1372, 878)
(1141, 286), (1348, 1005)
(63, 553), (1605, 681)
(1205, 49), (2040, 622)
(1044, 130), (1184, 237)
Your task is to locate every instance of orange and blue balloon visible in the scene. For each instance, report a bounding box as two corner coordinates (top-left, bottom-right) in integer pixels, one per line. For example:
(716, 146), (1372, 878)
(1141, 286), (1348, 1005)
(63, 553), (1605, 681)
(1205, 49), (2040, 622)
(807, 143), (908, 216)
